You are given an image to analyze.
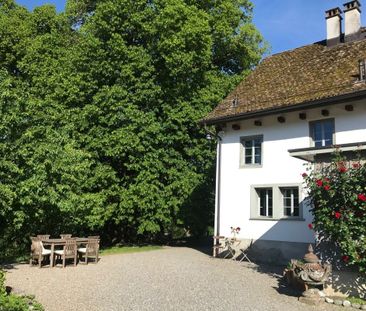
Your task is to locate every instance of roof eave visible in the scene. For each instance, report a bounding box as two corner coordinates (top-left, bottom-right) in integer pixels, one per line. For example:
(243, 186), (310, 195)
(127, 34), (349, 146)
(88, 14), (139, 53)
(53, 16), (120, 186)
(201, 88), (366, 126)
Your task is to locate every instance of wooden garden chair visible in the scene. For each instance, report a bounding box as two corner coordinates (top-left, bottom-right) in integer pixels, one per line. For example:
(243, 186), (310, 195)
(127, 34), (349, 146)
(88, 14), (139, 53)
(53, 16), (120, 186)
(54, 238), (77, 268)
(37, 234), (50, 240)
(29, 237), (52, 268)
(60, 234), (72, 239)
(88, 235), (100, 240)
(212, 236), (226, 257)
(78, 238), (99, 264)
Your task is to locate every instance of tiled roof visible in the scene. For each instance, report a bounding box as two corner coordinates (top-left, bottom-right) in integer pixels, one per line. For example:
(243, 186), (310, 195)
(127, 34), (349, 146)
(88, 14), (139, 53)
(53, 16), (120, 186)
(203, 38), (366, 124)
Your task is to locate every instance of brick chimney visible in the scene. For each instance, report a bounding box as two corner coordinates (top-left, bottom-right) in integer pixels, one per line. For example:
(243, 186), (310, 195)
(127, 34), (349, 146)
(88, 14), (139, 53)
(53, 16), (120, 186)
(344, 0), (362, 42)
(326, 7), (343, 47)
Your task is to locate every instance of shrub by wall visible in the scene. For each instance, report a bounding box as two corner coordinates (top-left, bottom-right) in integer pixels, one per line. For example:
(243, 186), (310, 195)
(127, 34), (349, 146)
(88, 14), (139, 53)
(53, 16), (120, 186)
(303, 155), (366, 272)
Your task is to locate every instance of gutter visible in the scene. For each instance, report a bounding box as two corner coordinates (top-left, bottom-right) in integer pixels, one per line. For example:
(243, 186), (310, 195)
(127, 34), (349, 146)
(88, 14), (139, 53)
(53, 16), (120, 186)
(201, 89), (366, 126)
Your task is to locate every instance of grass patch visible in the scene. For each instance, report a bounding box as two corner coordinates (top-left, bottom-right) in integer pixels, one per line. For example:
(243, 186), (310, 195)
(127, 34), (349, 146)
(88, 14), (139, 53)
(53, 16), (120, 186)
(347, 296), (366, 305)
(100, 245), (162, 256)
(329, 296), (366, 305)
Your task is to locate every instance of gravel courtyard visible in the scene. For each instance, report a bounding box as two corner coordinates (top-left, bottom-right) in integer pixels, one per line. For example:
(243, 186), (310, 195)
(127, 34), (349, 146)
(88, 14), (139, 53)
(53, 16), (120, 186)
(5, 247), (343, 311)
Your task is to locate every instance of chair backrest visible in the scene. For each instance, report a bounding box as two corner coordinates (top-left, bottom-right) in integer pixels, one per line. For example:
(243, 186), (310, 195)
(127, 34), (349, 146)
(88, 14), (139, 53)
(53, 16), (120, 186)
(37, 234), (50, 240)
(86, 239), (99, 255)
(30, 237), (42, 256)
(88, 235), (100, 240)
(64, 239), (77, 256)
(60, 234), (72, 239)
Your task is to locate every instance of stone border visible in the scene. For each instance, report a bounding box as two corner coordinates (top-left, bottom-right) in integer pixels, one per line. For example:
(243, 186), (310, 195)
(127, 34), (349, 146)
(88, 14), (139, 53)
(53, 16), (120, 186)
(324, 297), (366, 309)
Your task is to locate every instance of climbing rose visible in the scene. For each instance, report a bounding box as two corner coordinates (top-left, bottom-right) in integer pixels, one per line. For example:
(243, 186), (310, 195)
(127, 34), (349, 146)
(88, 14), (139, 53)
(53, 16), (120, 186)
(236, 227), (241, 231)
(342, 255), (349, 263)
(302, 172), (308, 178)
(308, 223), (313, 230)
(304, 154), (366, 271)
(324, 185), (331, 191)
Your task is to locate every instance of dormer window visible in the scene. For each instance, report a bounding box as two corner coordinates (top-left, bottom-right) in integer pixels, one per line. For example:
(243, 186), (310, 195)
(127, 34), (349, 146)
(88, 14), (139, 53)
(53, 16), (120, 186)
(231, 95), (239, 108)
(359, 59), (366, 81)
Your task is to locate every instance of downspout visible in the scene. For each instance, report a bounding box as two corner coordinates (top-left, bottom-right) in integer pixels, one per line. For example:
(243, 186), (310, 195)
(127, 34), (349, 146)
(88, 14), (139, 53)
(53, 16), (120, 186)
(204, 124), (223, 256)
(214, 134), (222, 239)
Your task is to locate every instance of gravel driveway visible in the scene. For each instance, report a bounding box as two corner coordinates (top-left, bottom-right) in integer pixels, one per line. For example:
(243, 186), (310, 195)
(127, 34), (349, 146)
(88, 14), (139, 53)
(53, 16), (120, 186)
(5, 247), (343, 311)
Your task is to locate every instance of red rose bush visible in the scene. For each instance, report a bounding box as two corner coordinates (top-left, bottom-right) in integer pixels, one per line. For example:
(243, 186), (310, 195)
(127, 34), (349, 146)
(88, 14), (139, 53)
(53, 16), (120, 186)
(303, 156), (366, 271)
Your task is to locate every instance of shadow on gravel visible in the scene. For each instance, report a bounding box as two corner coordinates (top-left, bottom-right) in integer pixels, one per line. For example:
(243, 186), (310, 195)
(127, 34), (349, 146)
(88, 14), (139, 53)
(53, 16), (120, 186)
(246, 262), (302, 298)
(170, 237), (302, 298)
(169, 237), (212, 256)
(1, 263), (18, 270)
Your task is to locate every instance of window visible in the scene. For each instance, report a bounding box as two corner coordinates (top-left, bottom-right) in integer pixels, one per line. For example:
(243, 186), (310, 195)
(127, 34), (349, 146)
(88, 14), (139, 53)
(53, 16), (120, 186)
(281, 187), (299, 217)
(310, 119), (334, 147)
(250, 184), (303, 220)
(258, 188), (273, 217)
(240, 135), (263, 166)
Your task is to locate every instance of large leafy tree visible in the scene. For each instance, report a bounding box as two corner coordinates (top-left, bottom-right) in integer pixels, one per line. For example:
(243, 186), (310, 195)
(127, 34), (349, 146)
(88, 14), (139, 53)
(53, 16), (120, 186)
(0, 0), (265, 255)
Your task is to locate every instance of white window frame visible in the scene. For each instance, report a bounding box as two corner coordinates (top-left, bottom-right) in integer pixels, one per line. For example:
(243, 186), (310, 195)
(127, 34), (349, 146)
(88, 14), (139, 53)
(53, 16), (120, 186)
(250, 184), (303, 220)
(257, 188), (273, 218)
(281, 187), (300, 218)
(240, 135), (263, 167)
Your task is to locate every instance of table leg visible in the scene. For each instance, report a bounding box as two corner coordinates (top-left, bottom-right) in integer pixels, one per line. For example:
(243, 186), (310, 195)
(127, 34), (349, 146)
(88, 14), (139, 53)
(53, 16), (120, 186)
(50, 244), (54, 268)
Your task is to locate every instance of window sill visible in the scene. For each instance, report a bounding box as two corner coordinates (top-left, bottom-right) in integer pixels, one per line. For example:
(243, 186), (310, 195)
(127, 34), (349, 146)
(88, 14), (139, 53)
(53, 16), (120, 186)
(240, 164), (262, 169)
(250, 217), (305, 222)
(288, 141), (366, 162)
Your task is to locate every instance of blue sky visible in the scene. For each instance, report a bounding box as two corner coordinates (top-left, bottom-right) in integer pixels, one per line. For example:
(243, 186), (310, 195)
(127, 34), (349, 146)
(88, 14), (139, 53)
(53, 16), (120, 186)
(16, 0), (354, 54)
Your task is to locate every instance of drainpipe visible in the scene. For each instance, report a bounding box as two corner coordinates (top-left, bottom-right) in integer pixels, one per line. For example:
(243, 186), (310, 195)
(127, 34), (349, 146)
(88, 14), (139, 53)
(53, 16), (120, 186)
(204, 125), (223, 256)
(214, 134), (222, 240)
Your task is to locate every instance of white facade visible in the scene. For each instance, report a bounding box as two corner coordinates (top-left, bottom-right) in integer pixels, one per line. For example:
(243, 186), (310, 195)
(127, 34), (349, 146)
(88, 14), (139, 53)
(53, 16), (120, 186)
(216, 99), (366, 247)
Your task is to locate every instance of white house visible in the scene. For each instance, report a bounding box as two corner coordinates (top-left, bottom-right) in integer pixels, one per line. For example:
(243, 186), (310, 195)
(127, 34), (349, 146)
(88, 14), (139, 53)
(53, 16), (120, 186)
(203, 0), (366, 264)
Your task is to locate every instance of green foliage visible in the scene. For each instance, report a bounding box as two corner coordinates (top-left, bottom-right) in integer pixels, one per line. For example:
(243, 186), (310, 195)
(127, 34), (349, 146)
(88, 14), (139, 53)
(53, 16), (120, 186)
(0, 0), (265, 256)
(303, 154), (366, 271)
(347, 296), (366, 305)
(0, 295), (45, 311)
(0, 270), (5, 296)
(0, 269), (44, 310)
(0, 295), (29, 311)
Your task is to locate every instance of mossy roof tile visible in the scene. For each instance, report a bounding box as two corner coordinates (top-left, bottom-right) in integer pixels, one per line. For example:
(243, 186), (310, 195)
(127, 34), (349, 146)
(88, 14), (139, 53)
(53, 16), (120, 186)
(204, 39), (366, 124)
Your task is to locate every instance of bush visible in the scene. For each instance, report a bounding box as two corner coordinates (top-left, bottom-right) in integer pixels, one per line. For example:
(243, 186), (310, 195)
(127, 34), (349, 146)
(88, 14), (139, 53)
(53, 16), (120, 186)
(0, 270), (5, 296)
(0, 294), (29, 311)
(0, 269), (44, 311)
(303, 154), (366, 271)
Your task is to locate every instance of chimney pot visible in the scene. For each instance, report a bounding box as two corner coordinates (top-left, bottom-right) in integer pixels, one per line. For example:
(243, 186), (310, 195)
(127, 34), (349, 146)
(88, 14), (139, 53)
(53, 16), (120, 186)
(344, 0), (362, 42)
(325, 7), (343, 47)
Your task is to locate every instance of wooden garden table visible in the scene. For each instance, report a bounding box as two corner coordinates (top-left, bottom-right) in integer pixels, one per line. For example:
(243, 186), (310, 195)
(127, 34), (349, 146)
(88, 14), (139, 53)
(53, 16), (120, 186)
(42, 238), (89, 267)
